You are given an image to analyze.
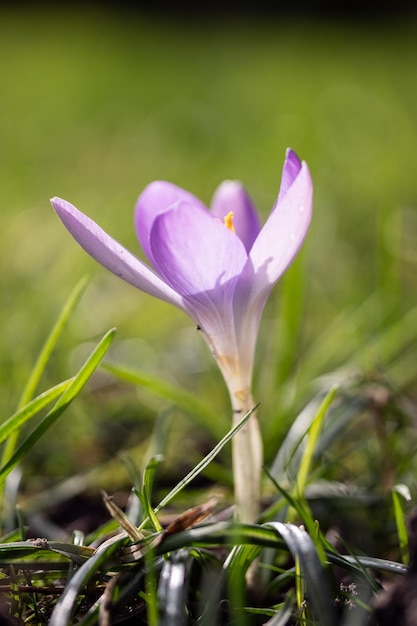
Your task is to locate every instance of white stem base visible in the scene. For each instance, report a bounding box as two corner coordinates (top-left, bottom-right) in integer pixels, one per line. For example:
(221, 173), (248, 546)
(231, 394), (263, 524)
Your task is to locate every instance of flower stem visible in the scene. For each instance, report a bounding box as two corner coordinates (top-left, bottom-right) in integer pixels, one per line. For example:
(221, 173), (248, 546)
(230, 392), (262, 524)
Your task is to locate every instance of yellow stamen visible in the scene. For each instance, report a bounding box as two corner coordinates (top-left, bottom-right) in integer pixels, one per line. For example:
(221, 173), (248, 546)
(223, 211), (235, 233)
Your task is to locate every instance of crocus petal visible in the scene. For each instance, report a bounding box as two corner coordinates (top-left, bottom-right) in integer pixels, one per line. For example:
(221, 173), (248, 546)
(150, 201), (248, 300)
(232, 155), (312, 380)
(150, 201), (248, 366)
(230, 270), (270, 387)
(51, 197), (186, 309)
(134, 181), (208, 267)
(210, 181), (261, 253)
(246, 159), (312, 299)
(276, 148), (303, 206)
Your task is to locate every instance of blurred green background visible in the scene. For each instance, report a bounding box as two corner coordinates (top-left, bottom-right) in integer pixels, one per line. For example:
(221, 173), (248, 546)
(1, 7), (417, 505)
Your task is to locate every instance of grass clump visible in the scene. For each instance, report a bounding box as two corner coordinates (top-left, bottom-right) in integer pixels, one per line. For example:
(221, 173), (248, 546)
(0, 281), (415, 624)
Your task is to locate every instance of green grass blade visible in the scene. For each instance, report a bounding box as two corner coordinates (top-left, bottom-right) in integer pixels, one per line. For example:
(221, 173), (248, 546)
(132, 522), (283, 559)
(150, 406), (256, 520)
(0, 379), (73, 445)
(333, 554), (407, 576)
(140, 455), (164, 532)
(267, 522), (337, 626)
(294, 552), (304, 616)
(263, 593), (294, 626)
(295, 385), (338, 496)
(1, 276), (89, 471)
(0, 540), (93, 563)
(269, 392), (330, 483)
(158, 549), (191, 626)
(262, 467), (329, 564)
(224, 542), (262, 577)
(0, 328), (116, 482)
(223, 542), (261, 624)
(103, 361), (224, 438)
(392, 483), (411, 565)
(121, 520), (405, 582)
(49, 533), (129, 626)
(18, 275), (89, 410)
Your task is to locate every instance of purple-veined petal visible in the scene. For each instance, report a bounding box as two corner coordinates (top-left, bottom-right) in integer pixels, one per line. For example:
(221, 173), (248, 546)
(150, 201), (248, 369)
(210, 181), (261, 253)
(134, 181), (208, 267)
(232, 155), (312, 380)
(246, 158), (312, 298)
(150, 201), (248, 299)
(275, 148), (303, 206)
(51, 197), (186, 309)
(231, 278), (267, 386)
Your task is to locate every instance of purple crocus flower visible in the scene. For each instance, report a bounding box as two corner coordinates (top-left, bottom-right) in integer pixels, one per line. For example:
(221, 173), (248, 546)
(51, 148), (312, 523)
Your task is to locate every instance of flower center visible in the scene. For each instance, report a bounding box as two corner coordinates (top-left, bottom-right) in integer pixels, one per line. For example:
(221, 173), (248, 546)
(223, 211), (235, 233)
